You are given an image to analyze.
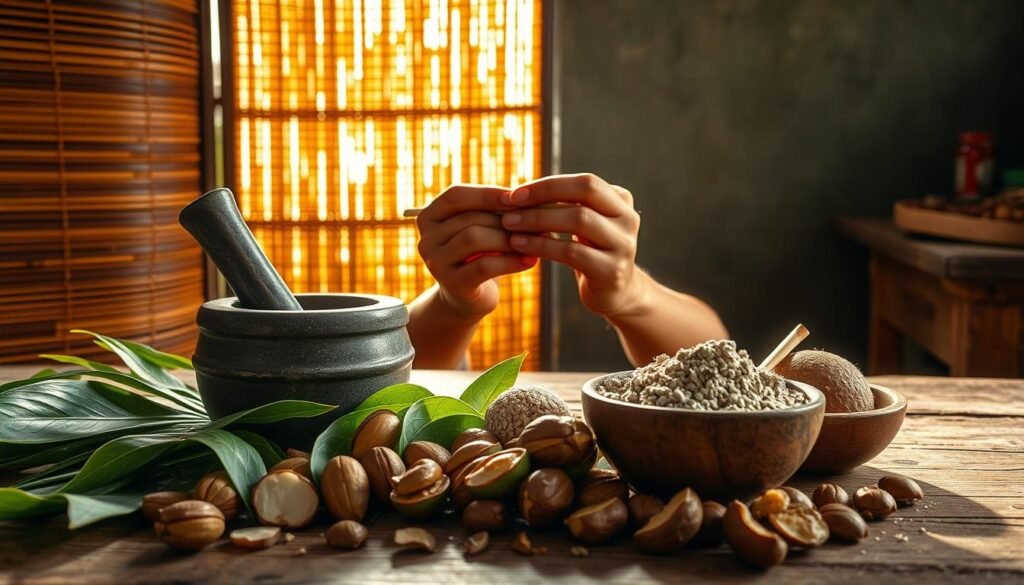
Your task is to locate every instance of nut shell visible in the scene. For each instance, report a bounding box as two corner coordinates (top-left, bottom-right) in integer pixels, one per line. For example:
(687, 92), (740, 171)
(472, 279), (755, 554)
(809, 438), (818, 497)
(768, 505), (829, 548)
(193, 471), (240, 521)
(853, 485), (897, 520)
(693, 501), (727, 547)
(351, 410), (402, 460)
(394, 527), (436, 553)
(269, 457), (312, 481)
(819, 503), (869, 542)
(723, 500), (787, 568)
(392, 459), (443, 496)
(142, 491), (190, 522)
(465, 448), (530, 500)
(403, 441), (451, 469)
(230, 526), (281, 549)
(326, 520), (369, 549)
(321, 455), (370, 521)
(781, 487), (815, 509)
(633, 487), (703, 553)
(154, 500), (225, 551)
(565, 497), (629, 543)
(446, 440), (501, 475)
(878, 475), (924, 505)
(577, 469), (629, 508)
(519, 468), (574, 527)
(390, 475), (451, 519)
(517, 415), (596, 469)
(628, 493), (665, 529)
(360, 446), (405, 503)
(462, 499), (507, 532)
(452, 428), (499, 452)
(812, 483), (850, 508)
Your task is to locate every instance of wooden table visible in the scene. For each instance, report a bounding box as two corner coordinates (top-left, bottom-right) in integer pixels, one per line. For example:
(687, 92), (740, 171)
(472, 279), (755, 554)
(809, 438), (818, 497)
(839, 217), (1024, 377)
(2, 368), (1023, 584)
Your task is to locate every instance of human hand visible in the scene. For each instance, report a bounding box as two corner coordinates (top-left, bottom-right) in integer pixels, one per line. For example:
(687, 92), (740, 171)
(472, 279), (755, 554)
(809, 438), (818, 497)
(500, 173), (646, 318)
(415, 184), (538, 321)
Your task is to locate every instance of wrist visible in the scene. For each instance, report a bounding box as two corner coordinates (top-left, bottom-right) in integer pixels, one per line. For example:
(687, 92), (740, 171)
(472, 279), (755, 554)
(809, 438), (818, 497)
(436, 285), (490, 324)
(600, 270), (656, 325)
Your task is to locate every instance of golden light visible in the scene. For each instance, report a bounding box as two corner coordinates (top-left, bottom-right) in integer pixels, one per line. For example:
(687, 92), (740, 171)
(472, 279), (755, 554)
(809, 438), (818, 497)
(233, 0), (543, 369)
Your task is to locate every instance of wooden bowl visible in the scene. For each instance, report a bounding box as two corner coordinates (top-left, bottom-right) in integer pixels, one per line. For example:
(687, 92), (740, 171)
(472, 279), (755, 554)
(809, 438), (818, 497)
(581, 373), (826, 502)
(799, 384), (907, 473)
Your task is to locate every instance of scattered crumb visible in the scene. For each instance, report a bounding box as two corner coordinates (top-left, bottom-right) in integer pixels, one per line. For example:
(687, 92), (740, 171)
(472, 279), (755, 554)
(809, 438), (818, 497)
(874, 536), (881, 542)
(570, 546), (589, 558)
(881, 530), (887, 535)
(294, 547), (307, 557)
(919, 527), (928, 534)
(895, 534), (910, 543)
(284, 533), (296, 543)
(860, 550), (867, 555)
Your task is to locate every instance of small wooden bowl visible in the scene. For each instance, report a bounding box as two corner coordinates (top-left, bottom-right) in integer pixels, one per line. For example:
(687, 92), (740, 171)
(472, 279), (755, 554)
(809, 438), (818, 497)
(799, 384), (907, 473)
(581, 373), (825, 502)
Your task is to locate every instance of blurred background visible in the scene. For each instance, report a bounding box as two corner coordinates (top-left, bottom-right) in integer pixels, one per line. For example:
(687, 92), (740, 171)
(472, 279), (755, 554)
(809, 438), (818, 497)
(3, 0), (1024, 376)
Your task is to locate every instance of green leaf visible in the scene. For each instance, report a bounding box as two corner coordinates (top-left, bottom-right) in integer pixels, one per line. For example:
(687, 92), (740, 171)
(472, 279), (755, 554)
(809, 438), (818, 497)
(113, 339), (193, 371)
(17, 369), (205, 414)
(398, 396), (482, 453)
(205, 400), (336, 429)
(310, 405), (409, 485)
(84, 381), (182, 417)
(0, 488), (143, 528)
(458, 352), (526, 412)
(0, 417), (193, 446)
(0, 488), (66, 521)
(31, 368), (58, 379)
(185, 429), (266, 512)
(408, 413), (484, 449)
(355, 383), (432, 411)
(232, 430), (284, 467)
(39, 354), (119, 373)
(59, 433), (184, 494)
(71, 330), (190, 392)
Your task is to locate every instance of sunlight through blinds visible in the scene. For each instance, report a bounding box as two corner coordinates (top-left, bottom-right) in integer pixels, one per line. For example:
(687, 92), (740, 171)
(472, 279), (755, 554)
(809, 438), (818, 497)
(233, 0), (543, 369)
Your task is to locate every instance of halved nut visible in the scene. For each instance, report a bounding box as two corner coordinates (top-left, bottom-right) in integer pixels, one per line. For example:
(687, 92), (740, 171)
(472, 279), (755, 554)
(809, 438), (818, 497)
(633, 487), (702, 553)
(252, 470), (320, 529)
(464, 448), (530, 500)
(446, 440), (501, 475)
(230, 526), (281, 549)
(723, 500), (788, 569)
(750, 488), (790, 520)
(464, 531), (489, 555)
(394, 527), (436, 553)
(325, 520), (369, 549)
(392, 459), (443, 496)
(628, 493), (665, 529)
(565, 497), (628, 544)
(390, 475), (451, 519)
(768, 505), (829, 548)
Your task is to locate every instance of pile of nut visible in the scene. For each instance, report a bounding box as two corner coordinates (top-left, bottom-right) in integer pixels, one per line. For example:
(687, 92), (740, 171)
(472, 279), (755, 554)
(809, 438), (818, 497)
(141, 408), (924, 569)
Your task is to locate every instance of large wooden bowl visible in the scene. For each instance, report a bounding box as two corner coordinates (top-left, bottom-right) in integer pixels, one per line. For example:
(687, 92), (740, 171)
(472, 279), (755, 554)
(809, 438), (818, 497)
(581, 373), (825, 502)
(799, 384), (907, 473)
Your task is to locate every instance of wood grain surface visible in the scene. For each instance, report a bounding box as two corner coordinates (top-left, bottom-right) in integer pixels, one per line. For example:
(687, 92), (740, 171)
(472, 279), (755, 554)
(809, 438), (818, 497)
(1, 368), (1022, 584)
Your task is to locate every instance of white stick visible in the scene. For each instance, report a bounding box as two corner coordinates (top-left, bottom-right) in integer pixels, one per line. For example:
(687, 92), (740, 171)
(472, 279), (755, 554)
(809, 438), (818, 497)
(758, 324), (810, 371)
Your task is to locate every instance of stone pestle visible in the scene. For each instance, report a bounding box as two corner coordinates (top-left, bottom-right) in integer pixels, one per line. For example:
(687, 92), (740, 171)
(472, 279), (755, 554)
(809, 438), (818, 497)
(179, 188), (303, 311)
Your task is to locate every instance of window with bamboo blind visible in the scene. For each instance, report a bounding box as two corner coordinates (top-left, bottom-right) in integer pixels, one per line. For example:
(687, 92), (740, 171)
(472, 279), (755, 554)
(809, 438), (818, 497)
(231, 0), (543, 369)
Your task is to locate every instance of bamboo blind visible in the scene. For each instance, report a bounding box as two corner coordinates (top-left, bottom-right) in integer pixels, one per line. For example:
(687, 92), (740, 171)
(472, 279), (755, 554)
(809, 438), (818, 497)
(0, 0), (205, 363)
(232, 0), (543, 369)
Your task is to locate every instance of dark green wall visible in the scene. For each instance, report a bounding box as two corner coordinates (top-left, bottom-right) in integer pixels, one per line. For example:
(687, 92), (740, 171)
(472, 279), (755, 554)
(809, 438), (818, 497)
(551, 0), (1024, 371)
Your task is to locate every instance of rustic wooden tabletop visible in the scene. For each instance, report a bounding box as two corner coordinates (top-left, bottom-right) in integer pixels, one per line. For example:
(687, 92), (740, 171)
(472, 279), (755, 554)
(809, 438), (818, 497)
(1, 368), (1022, 584)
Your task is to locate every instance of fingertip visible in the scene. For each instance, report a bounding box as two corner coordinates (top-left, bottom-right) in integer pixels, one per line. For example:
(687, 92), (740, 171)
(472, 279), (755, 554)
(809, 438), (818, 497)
(510, 234), (529, 248)
(508, 187), (530, 205)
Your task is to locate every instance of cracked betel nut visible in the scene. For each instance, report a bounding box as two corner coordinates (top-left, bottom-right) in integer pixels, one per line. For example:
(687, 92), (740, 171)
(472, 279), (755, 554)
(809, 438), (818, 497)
(812, 483), (850, 508)
(462, 499), (507, 532)
(628, 493), (665, 529)
(464, 448), (530, 500)
(325, 520), (369, 549)
(819, 503), (869, 543)
(390, 475), (451, 519)
(768, 505), (829, 548)
(450, 456), (489, 510)
(878, 475), (924, 505)
(633, 487), (703, 553)
(252, 469), (320, 528)
(270, 457), (313, 481)
(452, 428), (499, 452)
(519, 468), (575, 527)
(517, 415), (596, 469)
(403, 441), (451, 470)
(320, 455), (370, 522)
(193, 470), (240, 521)
(394, 527), (436, 553)
(351, 410), (402, 460)
(723, 500), (787, 569)
(484, 385), (572, 445)
(749, 488), (790, 520)
(359, 446), (406, 503)
(781, 487), (815, 510)
(565, 497), (629, 544)
(853, 485), (897, 520)
(154, 500), (225, 551)
(445, 440), (501, 475)
(142, 491), (190, 522)
(692, 501), (727, 547)
(464, 531), (489, 555)
(392, 458), (443, 496)
(576, 469), (629, 508)
(230, 526), (281, 550)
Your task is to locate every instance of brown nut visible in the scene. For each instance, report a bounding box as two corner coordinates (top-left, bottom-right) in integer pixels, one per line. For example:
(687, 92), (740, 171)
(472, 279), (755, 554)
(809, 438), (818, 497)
(812, 483), (850, 508)
(252, 469), (320, 528)
(633, 487), (703, 553)
(359, 446), (406, 503)
(394, 527), (436, 553)
(230, 526), (281, 549)
(325, 520), (369, 549)
(142, 491), (190, 522)
(446, 440), (501, 475)
(577, 469), (629, 508)
(781, 487), (815, 509)
(518, 415), (596, 469)
(154, 500), (225, 551)
(853, 485), (897, 520)
(193, 471), (240, 521)
(512, 531), (547, 555)
(723, 500), (788, 569)
(351, 410), (402, 460)
(270, 457), (312, 481)
(768, 505), (829, 548)
(878, 475), (924, 505)
(403, 441), (452, 470)
(519, 468), (574, 527)
(392, 458), (443, 496)
(286, 447), (310, 459)
(464, 531), (489, 555)
(819, 503), (869, 543)
(321, 455), (370, 521)
(390, 475), (450, 519)
(450, 457), (489, 510)
(749, 488), (790, 520)
(565, 497), (629, 543)
(462, 499), (507, 532)
(453, 428), (499, 452)
(628, 493), (665, 529)
(693, 501), (728, 547)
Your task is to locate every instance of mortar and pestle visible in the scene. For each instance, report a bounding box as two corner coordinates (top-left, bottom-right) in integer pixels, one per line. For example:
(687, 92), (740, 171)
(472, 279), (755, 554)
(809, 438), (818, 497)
(179, 188), (414, 449)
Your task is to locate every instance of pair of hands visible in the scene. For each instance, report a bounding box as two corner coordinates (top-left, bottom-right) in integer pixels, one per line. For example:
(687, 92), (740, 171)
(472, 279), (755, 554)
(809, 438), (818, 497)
(415, 173), (644, 323)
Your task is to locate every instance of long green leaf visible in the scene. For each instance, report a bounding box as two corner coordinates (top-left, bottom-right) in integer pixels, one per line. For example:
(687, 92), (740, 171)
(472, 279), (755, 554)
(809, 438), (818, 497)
(38, 354), (119, 373)
(71, 330), (190, 392)
(0, 379), (135, 419)
(113, 339), (193, 372)
(185, 429), (265, 512)
(409, 413), (484, 448)
(0, 417), (193, 445)
(356, 383), (433, 410)
(206, 400), (336, 429)
(58, 433), (184, 494)
(458, 352), (526, 412)
(64, 493), (144, 529)
(18, 370), (205, 414)
(83, 381), (182, 417)
(398, 396), (482, 453)
(233, 430), (284, 467)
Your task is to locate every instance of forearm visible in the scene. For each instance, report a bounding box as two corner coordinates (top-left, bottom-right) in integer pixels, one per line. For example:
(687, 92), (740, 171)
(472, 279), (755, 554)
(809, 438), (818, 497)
(605, 272), (728, 367)
(406, 284), (480, 369)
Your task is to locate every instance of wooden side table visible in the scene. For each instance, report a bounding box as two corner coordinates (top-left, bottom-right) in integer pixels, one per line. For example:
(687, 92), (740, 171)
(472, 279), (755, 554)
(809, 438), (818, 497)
(839, 218), (1024, 377)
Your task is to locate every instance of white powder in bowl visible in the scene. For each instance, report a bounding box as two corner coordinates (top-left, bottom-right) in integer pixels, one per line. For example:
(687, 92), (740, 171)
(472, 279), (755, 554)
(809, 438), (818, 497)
(597, 340), (809, 411)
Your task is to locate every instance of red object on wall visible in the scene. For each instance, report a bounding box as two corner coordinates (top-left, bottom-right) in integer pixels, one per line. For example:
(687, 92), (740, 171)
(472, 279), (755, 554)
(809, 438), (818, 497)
(955, 132), (994, 198)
